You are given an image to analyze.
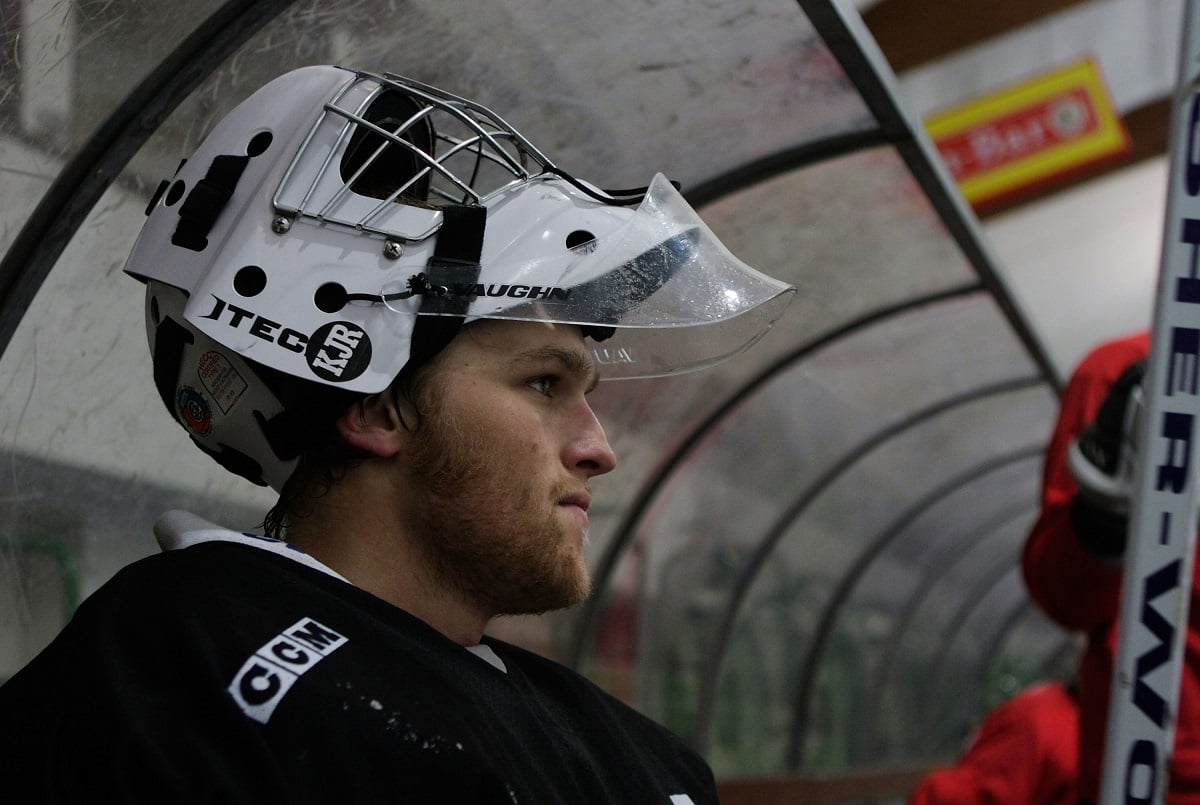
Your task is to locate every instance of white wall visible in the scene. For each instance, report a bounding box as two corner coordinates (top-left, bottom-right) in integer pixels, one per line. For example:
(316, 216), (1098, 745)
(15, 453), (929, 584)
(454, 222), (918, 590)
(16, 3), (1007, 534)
(982, 157), (1164, 380)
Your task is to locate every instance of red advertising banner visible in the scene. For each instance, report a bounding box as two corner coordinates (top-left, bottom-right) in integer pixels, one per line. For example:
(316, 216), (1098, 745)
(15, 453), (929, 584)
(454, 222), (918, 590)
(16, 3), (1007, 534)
(926, 58), (1131, 211)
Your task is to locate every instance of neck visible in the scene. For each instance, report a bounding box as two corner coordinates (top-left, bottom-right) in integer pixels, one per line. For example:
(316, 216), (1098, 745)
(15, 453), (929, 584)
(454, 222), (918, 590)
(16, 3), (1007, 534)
(284, 464), (491, 646)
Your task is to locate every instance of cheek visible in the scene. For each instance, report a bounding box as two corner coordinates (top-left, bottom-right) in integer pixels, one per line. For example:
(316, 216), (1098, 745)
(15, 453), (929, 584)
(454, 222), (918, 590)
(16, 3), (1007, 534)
(502, 424), (553, 473)
(489, 400), (557, 454)
(445, 386), (561, 472)
(470, 407), (549, 473)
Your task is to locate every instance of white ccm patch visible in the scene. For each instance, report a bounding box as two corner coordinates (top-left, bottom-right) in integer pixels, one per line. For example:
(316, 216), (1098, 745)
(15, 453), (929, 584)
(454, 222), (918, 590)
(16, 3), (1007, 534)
(228, 617), (348, 724)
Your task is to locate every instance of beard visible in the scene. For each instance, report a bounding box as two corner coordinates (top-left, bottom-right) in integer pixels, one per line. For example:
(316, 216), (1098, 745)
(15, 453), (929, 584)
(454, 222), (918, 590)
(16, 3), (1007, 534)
(400, 385), (592, 617)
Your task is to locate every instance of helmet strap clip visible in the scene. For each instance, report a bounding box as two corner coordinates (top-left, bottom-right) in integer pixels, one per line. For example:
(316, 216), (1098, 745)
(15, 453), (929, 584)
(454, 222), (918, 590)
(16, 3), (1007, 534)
(406, 204), (487, 368)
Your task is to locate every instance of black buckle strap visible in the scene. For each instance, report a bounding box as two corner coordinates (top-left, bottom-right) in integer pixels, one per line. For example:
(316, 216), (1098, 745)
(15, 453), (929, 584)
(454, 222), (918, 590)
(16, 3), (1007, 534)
(171, 154), (249, 251)
(406, 204), (487, 367)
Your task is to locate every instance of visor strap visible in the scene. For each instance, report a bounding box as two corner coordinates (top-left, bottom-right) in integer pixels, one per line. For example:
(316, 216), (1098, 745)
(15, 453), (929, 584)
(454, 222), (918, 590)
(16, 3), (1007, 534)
(407, 204), (486, 368)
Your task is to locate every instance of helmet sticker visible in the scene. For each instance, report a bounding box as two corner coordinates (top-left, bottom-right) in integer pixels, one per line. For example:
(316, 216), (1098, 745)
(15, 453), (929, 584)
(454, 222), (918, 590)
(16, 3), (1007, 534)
(177, 386), (214, 436)
(305, 322), (372, 383)
(199, 295), (373, 383)
(197, 350), (248, 414)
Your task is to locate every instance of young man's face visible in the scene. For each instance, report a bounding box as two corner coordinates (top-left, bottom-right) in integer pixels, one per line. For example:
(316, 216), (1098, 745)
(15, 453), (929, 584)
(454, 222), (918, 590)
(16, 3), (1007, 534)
(400, 319), (618, 616)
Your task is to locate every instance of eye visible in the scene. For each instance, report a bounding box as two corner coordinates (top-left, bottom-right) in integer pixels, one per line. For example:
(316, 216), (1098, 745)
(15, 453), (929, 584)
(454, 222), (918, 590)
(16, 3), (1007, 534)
(527, 375), (557, 397)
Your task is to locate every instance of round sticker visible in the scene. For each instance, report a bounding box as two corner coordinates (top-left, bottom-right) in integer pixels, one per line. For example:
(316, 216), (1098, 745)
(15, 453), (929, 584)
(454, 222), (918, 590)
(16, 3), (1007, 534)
(177, 386), (213, 436)
(305, 321), (372, 383)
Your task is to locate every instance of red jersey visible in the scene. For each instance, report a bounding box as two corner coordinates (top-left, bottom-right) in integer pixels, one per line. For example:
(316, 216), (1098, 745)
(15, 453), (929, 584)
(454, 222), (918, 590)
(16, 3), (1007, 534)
(1022, 331), (1200, 804)
(908, 682), (1078, 805)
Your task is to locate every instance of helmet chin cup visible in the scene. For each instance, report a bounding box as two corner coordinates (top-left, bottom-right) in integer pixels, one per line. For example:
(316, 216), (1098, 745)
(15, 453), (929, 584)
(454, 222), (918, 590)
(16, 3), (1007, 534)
(126, 65), (796, 488)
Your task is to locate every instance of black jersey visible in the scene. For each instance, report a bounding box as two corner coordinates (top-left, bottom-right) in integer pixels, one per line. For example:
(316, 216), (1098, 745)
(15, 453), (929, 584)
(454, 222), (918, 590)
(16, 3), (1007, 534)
(0, 518), (716, 804)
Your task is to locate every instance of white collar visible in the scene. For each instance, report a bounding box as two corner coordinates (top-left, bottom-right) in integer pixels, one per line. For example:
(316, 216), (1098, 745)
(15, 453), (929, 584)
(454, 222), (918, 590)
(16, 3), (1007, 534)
(465, 643), (508, 673)
(153, 509), (350, 582)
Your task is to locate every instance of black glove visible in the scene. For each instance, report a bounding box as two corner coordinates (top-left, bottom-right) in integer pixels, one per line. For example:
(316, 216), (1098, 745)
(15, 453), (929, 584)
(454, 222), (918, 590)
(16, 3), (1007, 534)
(1066, 359), (1146, 560)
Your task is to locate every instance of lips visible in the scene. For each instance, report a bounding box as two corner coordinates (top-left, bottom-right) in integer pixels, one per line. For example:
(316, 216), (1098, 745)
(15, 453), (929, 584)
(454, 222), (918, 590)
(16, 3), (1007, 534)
(559, 490), (591, 512)
(558, 489), (592, 534)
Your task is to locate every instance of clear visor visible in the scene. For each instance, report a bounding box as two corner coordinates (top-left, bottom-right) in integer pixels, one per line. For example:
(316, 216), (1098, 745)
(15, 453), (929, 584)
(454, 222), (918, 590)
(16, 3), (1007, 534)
(381, 174), (795, 378)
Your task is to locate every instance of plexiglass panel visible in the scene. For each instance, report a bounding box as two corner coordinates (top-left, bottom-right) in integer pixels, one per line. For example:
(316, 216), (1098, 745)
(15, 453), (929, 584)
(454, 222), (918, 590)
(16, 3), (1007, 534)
(0, 0), (226, 256)
(578, 293), (1056, 776)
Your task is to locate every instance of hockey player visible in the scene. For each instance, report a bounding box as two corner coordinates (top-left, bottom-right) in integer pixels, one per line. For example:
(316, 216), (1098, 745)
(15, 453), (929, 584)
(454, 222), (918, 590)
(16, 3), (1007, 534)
(1022, 331), (1200, 804)
(907, 680), (1079, 805)
(0, 66), (794, 802)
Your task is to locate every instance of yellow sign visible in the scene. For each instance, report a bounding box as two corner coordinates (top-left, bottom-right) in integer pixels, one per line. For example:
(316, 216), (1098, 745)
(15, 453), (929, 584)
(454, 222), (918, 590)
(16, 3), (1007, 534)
(925, 58), (1131, 211)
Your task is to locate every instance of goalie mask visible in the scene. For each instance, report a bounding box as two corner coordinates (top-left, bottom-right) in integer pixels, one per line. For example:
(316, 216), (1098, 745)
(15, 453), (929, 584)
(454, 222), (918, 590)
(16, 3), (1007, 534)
(125, 65), (795, 490)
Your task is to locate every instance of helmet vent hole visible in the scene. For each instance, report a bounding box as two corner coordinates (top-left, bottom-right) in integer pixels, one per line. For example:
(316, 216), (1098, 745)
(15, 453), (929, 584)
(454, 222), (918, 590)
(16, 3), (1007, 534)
(149, 296), (161, 325)
(566, 230), (597, 252)
(164, 180), (186, 206)
(233, 266), (268, 297)
(315, 283), (348, 313)
(247, 131), (273, 157)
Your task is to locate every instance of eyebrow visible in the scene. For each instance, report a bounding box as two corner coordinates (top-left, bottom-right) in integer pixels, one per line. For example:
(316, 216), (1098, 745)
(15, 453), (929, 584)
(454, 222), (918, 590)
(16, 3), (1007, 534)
(511, 346), (600, 392)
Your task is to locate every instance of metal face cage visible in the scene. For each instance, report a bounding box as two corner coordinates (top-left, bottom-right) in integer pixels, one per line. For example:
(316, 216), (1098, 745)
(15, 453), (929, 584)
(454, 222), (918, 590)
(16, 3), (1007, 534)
(273, 69), (558, 242)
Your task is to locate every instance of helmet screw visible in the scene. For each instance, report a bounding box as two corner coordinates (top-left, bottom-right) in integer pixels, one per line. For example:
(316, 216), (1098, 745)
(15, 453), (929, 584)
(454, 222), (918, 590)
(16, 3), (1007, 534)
(383, 240), (404, 260)
(271, 215), (293, 234)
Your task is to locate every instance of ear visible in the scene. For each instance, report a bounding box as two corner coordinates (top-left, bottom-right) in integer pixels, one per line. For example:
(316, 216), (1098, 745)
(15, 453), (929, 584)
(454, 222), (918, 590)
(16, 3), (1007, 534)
(335, 393), (405, 458)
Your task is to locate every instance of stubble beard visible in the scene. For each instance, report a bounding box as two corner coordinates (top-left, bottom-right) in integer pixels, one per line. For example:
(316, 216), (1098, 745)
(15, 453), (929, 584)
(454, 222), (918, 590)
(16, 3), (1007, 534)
(401, 390), (592, 618)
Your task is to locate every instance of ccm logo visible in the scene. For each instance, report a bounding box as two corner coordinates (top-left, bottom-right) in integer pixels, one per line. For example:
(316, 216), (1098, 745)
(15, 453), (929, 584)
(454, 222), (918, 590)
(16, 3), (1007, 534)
(228, 617), (348, 724)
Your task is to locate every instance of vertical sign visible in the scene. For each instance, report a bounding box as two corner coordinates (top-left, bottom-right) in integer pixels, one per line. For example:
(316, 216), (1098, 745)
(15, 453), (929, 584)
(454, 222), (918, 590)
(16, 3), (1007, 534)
(1100, 3), (1200, 803)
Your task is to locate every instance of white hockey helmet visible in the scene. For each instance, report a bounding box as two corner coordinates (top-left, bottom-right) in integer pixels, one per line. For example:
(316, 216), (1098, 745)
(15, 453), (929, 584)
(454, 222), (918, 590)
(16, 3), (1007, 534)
(126, 65), (794, 490)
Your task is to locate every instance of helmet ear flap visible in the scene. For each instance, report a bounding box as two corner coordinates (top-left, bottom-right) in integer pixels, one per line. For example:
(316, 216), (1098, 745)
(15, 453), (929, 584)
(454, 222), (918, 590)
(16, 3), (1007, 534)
(151, 311), (194, 418)
(340, 91), (435, 203)
(149, 312), (272, 488)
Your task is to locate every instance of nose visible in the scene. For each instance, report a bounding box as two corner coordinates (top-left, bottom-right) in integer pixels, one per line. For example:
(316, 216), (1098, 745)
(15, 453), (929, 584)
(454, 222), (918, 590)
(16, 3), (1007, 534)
(565, 402), (618, 478)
